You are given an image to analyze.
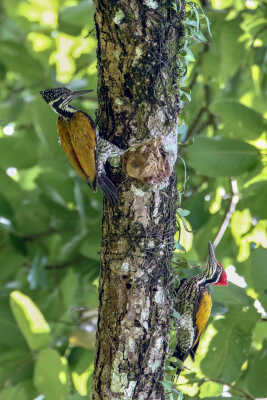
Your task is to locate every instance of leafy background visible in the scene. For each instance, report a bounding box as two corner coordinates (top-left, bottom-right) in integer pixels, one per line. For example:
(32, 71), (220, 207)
(0, 0), (266, 399)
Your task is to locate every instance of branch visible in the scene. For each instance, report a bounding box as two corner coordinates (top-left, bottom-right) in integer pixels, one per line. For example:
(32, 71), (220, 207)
(183, 85), (215, 144)
(45, 255), (88, 270)
(183, 106), (208, 143)
(212, 178), (239, 248)
(188, 42), (209, 91)
(22, 228), (72, 241)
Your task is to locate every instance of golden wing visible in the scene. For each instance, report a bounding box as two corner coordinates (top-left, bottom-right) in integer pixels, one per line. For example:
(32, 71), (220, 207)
(68, 111), (97, 187)
(190, 290), (212, 359)
(57, 117), (88, 182)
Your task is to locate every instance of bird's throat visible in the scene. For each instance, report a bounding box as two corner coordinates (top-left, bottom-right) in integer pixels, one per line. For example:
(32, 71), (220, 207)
(51, 100), (76, 120)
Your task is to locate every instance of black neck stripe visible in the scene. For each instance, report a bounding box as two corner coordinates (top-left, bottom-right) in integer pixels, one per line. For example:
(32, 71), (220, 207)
(52, 99), (76, 119)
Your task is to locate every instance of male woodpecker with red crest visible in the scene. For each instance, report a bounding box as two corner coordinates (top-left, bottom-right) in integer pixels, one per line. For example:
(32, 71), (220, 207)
(173, 242), (228, 376)
(40, 87), (123, 204)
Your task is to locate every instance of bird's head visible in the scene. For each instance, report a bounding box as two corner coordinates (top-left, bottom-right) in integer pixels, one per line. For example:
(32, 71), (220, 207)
(204, 242), (228, 286)
(40, 87), (92, 119)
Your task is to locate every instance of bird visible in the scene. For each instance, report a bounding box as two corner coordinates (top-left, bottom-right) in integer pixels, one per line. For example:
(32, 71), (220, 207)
(40, 87), (123, 204)
(172, 241), (228, 376)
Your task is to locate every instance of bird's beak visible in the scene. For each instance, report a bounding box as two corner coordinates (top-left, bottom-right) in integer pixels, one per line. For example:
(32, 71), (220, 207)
(62, 89), (93, 108)
(208, 241), (216, 262)
(70, 89), (93, 99)
(206, 241), (217, 276)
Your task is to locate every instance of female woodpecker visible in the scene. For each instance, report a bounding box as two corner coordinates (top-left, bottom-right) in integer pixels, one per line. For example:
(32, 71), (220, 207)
(173, 242), (228, 376)
(40, 87), (123, 204)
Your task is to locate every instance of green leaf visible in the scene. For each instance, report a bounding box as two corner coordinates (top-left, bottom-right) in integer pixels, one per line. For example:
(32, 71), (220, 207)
(68, 394), (88, 400)
(28, 253), (49, 290)
(0, 248), (26, 284)
(0, 41), (43, 82)
(192, 30), (207, 43)
(202, 16), (245, 82)
(32, 98), (59, 152)
(10, 290), (51, 351)
(79, 234), (100, 261)
(34, 348), (70, 400)
(59, 231), (88, 260)
(213, 282), (254, 309)
(210, 100), (266, 140)
(175, 241), (185, 251)
(0, 96), (24, 124)
(177, 208), (191, 217)
(74, 179), (87, 223)
(0, 193), (15, 228)
(0, 299), (27, 348)
(0, 350), (34, 387)
(36, 172), (75, 208)
(200, 381), (222, 398)
(245, 340), (267, 397)
(201, 397), (243, 400)
(0, 132), (39, 169)
(60, 269), (78, 309)
(0, 381), (36, 400)
(249, 247), (267, 309)
(70, 348), (94, 397)
(185, 137), (260, 177)
(252, 320), (267, 349)
(240, 180), (267, 219)
(199, 308), (258, 382)
(58, 0), (95, 35)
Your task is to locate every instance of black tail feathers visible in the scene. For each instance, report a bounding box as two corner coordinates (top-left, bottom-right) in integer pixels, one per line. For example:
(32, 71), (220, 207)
(97, 174), (119, 205)
(170, 348), (187, 377)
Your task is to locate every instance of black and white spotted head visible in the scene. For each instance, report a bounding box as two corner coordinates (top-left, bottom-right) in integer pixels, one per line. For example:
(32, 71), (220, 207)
(40, 87), (92, 119)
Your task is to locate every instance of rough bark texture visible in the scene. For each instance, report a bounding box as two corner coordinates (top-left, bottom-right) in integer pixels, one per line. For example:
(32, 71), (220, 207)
(93, 1), (185, 399)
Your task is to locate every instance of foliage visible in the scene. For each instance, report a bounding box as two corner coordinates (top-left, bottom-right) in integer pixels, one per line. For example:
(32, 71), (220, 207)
(172, 0), (267, 399)
(0, 0), (266, 399)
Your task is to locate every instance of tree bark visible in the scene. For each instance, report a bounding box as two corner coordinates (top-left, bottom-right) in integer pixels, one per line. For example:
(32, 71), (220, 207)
(93, 1), (185, 399)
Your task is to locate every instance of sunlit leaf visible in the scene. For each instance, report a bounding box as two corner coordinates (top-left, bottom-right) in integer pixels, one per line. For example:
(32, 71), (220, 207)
(10, 291), (51, 351)
(210, 100), (266, 140)
(34, 349), (69, 400)
(240, 180), (267, 219)
(245, 340), (267, 397)
(199, 308), (258, 382)
(70, 348), (94, 396)
(249, 247), (267, 309)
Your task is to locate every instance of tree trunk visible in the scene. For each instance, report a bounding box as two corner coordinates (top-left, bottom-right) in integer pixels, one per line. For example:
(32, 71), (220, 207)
(93, 1), (185, 399)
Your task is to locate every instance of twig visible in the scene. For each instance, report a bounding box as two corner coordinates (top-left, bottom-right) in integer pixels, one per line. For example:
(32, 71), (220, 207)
(213, 178), (239, 248)
(45, 255), (88, 270)
(183, 106), (208, 143)
(183, 84), (215, 144)
(188, 43), (209, 89)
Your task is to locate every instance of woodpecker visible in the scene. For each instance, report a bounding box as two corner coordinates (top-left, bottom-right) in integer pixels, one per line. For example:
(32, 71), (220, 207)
(172, 242), (228, 376)
(40, 87), (123, 204)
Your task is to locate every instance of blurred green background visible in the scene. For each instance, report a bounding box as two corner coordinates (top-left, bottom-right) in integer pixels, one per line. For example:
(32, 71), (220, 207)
(0, 0), (266, 399)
